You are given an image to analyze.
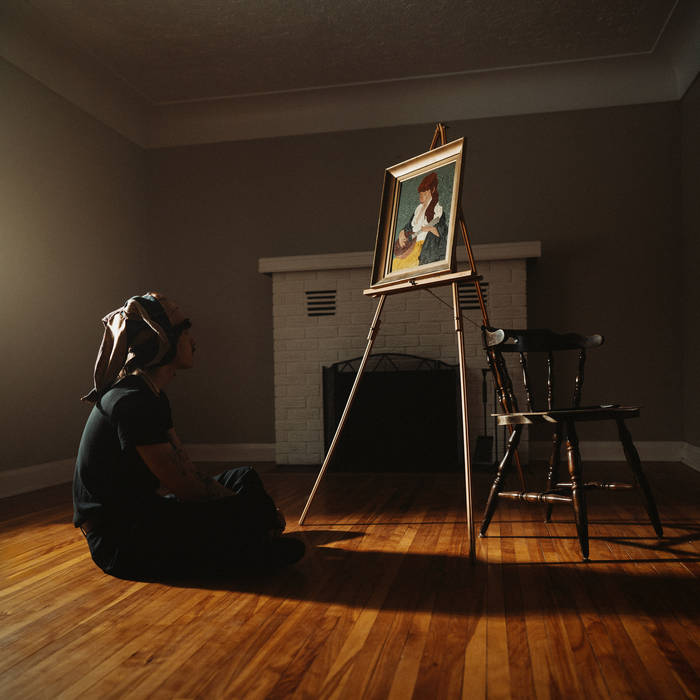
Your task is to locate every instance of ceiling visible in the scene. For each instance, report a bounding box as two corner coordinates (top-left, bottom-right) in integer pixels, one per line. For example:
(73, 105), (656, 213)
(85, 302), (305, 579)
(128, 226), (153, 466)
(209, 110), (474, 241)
(4, 0), (682, 104)
(1, 0), (698, 146)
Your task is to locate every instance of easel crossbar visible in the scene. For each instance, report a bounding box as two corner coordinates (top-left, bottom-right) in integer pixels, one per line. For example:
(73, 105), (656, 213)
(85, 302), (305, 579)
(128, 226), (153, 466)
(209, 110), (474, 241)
(363, 270), (480, 298)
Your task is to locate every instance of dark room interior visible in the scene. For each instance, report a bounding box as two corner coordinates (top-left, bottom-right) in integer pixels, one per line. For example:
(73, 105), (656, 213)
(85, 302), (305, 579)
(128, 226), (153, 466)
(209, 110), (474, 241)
(1, 1), (699, 697)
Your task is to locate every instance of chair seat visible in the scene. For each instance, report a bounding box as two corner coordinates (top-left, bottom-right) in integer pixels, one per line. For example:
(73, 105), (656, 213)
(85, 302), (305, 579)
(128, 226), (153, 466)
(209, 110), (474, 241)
(494, 405), (640, 426)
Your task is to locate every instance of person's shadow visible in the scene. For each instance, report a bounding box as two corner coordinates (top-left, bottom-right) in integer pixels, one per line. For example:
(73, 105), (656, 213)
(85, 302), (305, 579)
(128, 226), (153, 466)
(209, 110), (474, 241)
(162, 523), (700, 620)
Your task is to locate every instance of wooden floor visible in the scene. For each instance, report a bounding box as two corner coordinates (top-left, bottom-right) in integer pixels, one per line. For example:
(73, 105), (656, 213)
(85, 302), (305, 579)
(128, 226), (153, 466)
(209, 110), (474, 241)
(1, 461), (699, 699)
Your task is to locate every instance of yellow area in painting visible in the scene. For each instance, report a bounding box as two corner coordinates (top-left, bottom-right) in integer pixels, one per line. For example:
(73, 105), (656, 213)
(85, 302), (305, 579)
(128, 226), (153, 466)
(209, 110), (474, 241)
(391, 241), (424, 271)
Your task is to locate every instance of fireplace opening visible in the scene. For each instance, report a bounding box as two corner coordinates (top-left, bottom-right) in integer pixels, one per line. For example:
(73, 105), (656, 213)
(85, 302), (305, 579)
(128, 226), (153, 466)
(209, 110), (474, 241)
(322, 353), (463, 472)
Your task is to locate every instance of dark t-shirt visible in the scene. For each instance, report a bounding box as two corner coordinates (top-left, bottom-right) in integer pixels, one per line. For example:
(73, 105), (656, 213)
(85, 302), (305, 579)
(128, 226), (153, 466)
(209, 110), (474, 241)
(73, 374), (173, 528)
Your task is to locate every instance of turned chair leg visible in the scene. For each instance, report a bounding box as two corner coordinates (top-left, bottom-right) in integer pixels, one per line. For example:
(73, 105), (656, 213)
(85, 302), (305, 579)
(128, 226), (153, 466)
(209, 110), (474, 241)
(565, 419), (589, 560)
(616, 419), (663, 537)
(545, 428), (562, 523)
(480, 424), (522, 537)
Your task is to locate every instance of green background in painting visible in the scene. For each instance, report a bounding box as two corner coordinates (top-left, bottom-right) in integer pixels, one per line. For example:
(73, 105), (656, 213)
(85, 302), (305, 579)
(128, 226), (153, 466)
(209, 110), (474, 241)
(393, 161), (455, 243)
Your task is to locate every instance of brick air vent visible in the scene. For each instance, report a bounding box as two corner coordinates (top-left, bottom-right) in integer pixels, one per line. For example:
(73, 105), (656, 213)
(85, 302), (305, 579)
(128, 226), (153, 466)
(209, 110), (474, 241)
(458, 281), (488, 311)
(305, 290), (336, 317)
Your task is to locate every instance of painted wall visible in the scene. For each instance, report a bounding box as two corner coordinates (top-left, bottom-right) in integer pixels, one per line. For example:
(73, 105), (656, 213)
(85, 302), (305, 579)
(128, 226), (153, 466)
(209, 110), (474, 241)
(0, 55), (688, 474)
(0, 58), (147, 471)
(681, 75), (700, 448)
(147, 102), (682, 445)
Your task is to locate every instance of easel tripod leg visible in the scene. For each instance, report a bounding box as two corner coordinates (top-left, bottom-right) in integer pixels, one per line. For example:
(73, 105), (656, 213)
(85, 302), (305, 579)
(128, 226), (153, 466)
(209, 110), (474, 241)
(452, 282), (476, 563)
(298, 295), (386, 525)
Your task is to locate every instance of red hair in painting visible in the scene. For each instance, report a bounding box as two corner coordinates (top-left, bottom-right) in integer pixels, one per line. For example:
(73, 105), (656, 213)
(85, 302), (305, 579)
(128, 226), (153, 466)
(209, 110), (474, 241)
(418, 172), (439, 222)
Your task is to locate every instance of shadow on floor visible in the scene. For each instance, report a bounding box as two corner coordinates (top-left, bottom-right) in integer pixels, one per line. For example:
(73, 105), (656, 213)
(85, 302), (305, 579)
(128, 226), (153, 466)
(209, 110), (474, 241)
(146, 525), (700, 620)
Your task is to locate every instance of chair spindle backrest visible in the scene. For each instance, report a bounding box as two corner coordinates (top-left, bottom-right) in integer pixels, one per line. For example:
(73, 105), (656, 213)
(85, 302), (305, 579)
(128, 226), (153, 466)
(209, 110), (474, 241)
(573, 349), (586, 408)
(483, 328), (604, 413)
(518, 352), (534, 411)
(546, 352), (554, 411)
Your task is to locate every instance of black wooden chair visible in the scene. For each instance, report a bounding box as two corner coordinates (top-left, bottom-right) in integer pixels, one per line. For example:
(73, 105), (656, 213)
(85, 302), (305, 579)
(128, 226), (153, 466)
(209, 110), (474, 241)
(479, 327), (663, 560)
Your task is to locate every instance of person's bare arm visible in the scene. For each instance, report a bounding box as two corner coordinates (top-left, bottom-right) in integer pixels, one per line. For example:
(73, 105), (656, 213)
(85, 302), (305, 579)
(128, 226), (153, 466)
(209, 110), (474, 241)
(136, 429), (232, 501)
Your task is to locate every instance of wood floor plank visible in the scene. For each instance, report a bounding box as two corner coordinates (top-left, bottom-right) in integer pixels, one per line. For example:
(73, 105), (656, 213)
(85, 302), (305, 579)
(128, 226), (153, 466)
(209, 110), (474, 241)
(0, 574), (148, 674)
(401, 515), (473, 699)
(289, 480), (431, 699)
(613, 512), (700, 699)
(263, 609), (342, 699)
(315, 525), (422, 697)
(101, 593), (280, 699)
(484, 520), (513, 699)
(381, 520), (444, 699)
(130, 592), (263, 699)
(514, 518), (556, 700)
(333, 521), (434, 698)
(598, 524), (696, 699)
(1, 463), (698, 699)
(500, 521), (537, 699)
(0, 587), (172, 697)
(536, 534), (589, 699)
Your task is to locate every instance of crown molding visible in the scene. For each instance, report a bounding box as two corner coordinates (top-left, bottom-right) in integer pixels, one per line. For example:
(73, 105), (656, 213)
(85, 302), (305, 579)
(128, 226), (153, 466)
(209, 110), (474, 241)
(148, 53), (674, 147)
(0, 4), (148, 146)
(2, 2), (699, 149)
(660, 0), (700, 97)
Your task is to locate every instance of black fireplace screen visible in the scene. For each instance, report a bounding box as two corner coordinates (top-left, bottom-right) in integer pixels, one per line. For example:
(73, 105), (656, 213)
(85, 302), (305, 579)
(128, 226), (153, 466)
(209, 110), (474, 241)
(322, 353), (462, 472)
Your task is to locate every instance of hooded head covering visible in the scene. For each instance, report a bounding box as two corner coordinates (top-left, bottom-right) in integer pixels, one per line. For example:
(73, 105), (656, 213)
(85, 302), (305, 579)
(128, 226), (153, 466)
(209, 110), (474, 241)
(81, 293), (190, 402)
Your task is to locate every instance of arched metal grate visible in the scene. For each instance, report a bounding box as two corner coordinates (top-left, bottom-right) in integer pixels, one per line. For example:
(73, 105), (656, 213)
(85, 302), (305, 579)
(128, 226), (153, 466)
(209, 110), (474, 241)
(330, 353), (456, 373)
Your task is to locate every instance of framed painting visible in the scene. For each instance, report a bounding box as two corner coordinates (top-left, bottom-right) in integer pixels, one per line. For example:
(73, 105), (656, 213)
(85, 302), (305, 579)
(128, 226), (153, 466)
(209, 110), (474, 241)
(370, 138), (465, 289)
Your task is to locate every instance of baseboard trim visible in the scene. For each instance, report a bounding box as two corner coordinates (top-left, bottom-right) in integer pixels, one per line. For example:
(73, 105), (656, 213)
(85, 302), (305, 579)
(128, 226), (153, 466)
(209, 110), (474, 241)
(0, 443), (276, 499)
(2, 441), (696, 499)
(0, 459), (76, 500)
(184, 443), (275, 463)
(681, 442), (700, 472)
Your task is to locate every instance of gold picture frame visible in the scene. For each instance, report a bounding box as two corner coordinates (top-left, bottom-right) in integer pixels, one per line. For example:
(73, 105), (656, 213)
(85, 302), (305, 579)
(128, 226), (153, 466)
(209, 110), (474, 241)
(370, 138), (465, 289)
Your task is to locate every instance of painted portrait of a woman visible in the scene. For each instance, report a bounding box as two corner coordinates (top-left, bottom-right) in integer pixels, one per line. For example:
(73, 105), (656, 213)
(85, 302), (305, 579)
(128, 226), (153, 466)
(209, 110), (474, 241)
(391, 171), (448, 272)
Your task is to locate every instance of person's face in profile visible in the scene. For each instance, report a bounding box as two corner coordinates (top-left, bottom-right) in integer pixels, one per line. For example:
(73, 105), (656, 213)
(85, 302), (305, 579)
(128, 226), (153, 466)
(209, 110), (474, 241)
(174, 328), (196, 370)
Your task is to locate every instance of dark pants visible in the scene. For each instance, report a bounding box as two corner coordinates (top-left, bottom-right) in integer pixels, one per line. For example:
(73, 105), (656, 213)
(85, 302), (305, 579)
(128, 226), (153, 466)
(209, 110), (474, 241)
(86, 467), (281, 580)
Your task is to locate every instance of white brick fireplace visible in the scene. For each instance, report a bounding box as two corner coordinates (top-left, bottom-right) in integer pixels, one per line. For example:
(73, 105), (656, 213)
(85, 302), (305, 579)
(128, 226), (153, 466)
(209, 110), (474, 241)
(259, 241), (541, 466)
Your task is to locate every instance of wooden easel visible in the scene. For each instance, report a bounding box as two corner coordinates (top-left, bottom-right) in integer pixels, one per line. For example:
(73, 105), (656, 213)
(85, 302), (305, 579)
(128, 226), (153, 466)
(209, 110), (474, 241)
(297, 123), (521, 563)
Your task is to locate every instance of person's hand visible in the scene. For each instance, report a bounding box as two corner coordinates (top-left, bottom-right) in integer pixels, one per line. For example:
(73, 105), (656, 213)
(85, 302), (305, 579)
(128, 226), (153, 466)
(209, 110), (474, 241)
(398, 230), (408, 248)
(422, 225), (439, 237)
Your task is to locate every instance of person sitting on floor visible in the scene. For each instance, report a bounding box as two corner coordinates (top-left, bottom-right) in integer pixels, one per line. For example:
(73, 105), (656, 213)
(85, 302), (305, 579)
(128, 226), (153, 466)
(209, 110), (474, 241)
(73, 291), (305, 580)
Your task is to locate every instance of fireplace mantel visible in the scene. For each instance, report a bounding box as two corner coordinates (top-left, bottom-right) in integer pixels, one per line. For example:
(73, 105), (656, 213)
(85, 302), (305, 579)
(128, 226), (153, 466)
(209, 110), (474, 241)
(259, 241), (541, 275)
